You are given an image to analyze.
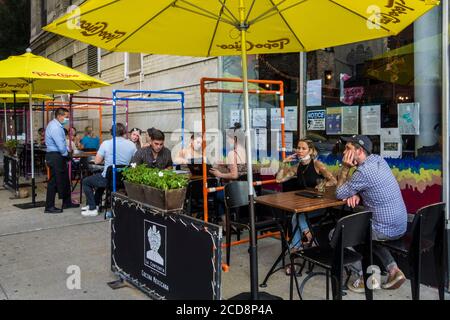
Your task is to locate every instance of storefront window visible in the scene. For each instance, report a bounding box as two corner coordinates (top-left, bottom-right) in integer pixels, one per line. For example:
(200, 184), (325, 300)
(220, 54), (299, 163)
(304, 6), (443, 213)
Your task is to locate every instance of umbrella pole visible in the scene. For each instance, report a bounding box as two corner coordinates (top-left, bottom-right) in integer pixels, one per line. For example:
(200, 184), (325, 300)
(24, 104), (28, 178)
(13, 91), (17, 140)
(4, 102), (7, 141)
(29, 85), (36, 206)
(239, 1), (258, 300)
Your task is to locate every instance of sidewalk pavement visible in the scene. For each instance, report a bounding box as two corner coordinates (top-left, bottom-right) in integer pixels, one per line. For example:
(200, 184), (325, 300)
(0, 182), (447, 300)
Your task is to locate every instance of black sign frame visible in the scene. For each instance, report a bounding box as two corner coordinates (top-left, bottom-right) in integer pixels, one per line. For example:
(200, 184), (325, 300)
(111, 193), (222, 300)
(3, 155), (19, 195)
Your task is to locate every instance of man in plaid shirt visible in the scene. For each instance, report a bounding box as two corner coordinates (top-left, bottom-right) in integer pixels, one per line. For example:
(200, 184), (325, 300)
(336, 135), (407, 293)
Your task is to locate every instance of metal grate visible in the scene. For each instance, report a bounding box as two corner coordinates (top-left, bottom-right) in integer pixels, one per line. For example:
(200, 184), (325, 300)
(87, 45), (99, 76)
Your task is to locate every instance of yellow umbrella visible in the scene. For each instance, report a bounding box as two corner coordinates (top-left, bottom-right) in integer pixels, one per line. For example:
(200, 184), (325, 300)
(44, 0), (440, 299)
(0, 93), (53, 102)
(44, 0), (439, 55)
(0, 49), (110, 208)
(0, 50), (109, 93)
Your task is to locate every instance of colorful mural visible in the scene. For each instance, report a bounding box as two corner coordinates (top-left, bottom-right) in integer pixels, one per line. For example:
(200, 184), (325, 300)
(320, 155), (442, 214)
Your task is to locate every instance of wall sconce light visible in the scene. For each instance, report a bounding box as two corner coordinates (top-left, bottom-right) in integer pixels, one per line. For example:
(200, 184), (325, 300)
(324, 70), (333, 84)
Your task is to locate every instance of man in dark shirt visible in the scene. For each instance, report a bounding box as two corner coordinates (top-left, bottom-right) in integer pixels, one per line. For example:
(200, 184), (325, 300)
(131, 128), (172, 169)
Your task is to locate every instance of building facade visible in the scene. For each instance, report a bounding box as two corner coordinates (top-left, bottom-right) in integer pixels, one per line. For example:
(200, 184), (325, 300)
(31, 1), (449, 228)
(30, 0), (220, 152)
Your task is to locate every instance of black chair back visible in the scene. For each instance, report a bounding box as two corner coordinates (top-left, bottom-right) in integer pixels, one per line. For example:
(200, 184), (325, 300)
(224, 181), (249, 209)
(105, 165), (128, 189)
(186, 178), (218, 199)
(417, 202), (445, 245)
(330, 211), (372, 249)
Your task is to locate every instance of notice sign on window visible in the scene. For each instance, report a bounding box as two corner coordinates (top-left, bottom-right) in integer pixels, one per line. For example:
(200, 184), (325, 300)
(306, 79), (322, 107)
(398, 102), (420, 135)
(326, 107), (342, 135)
(307, 110), (325, 131)
(285, 106), (298, 131)
(342, 106), (359, 134)
(361, 105), (381, 135)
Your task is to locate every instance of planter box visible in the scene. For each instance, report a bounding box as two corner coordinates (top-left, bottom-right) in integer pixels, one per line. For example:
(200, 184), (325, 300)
(123, 181), (145, 203)
(124, 181), (186, 211)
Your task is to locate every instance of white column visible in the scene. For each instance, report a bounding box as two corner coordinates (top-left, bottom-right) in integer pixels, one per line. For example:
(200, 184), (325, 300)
(414, 6), (441, 151)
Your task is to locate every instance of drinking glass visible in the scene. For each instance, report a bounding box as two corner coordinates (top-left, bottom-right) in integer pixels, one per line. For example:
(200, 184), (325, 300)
(316, 178), (326, 193)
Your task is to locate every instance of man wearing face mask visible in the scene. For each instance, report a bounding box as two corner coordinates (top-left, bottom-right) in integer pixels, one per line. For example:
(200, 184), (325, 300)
(44, 107), (80, 213)
(336, 135), (407, 293)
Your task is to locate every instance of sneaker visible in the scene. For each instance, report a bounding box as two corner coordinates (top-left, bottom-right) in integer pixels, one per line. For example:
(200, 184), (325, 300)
(382, 270), (406, 290)
(82, 209), (98, 217)
(81, 205), (99, 211)
(347, 277), (365, 294)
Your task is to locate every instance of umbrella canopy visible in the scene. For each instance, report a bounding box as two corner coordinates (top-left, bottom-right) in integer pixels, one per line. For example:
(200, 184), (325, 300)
(0, 49), (110, 208)
(0, 93), (53, 103)
(44, 0), (438, 56)
(0, 51), (109, 93)
(44, 0), (440, 299)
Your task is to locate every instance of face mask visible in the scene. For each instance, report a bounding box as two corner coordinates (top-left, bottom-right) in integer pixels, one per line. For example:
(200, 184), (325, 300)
(298, 154), (311, 161)
(61, 118), (69, 126)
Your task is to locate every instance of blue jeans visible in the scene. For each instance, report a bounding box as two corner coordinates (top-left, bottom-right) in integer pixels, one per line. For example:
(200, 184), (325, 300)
(290, 210), (324, 249)
(328, 227), (403, 275)
(82, 173), (107, 210)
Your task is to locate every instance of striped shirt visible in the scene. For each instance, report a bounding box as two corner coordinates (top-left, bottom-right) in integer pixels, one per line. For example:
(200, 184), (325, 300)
(336, 154), (407, 238)
(131, 146), (173, 170)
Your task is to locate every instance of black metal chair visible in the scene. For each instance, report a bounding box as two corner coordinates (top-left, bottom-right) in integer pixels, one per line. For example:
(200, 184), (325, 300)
(377, 202), (446, 300)
(224, 181), (289, 267)
(102, 165), (128, 212)
(184, 178), (219, 221)
(290, 211), (373, 300)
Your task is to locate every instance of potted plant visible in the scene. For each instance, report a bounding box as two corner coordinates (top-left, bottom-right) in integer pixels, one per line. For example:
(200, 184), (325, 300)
(122, 164), (189, 211)
(4, 139), (19, 156)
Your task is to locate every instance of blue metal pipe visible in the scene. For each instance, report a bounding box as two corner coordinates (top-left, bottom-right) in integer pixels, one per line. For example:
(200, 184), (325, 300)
(111, 89), (186, 191)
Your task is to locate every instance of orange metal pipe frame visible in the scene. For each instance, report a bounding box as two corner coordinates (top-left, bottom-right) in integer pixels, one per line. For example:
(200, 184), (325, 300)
(200, 77), (287, 223)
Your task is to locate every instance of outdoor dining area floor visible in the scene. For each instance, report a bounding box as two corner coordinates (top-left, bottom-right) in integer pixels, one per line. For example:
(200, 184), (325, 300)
(0, 180), (446, 300)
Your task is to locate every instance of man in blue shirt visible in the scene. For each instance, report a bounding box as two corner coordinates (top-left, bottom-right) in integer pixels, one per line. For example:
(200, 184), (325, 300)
(336, 135), (407, 293)
(81, 123), (136, 217)
(45, 108), (80, 213)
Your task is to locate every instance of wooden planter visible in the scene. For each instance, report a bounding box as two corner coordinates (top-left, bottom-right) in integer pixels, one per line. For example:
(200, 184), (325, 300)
(124, 181), (186, 211)
(123, 181), (145, 203)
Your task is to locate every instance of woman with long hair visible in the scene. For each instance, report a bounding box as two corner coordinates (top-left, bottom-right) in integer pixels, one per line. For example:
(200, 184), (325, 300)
(129, 127), (143, 150)
(276, 139), (337, 273)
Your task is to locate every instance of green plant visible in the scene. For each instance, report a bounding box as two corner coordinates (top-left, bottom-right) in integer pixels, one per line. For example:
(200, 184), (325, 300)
(122, 165), (189, 190)
(4, 139), (19, 149)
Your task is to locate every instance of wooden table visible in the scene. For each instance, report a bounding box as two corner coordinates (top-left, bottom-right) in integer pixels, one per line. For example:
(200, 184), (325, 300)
(255, 188), (344, 214)
(256, 188), (345, 287)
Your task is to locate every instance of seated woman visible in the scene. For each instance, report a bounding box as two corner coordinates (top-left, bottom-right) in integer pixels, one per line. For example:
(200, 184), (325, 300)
(209, 123), (247, 225)
(174, 134), (203, 165)
(70, 127), (82, 150)
(36, 128), (45, 146)
(129, 127), (143, 150)
(64, 128), (77, 152)
(276, 139), (337, 272)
